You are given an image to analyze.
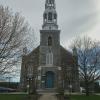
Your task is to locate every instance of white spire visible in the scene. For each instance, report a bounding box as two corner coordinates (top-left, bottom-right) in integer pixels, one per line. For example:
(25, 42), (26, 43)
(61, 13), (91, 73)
(45, 0), (55, 9)
(43, 0), (58, 30)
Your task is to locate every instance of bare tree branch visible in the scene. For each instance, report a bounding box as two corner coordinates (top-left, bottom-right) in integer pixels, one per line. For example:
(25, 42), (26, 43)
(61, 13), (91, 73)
(71, 36), (100, 96)
(0, 5), (36, 77)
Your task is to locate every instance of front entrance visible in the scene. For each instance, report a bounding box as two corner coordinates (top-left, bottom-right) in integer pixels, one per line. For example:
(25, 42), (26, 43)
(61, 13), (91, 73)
(45, 71), (55, 88)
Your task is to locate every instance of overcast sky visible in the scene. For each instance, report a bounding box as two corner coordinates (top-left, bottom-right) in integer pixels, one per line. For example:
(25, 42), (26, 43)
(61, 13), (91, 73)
(0, 0), (100, 82)
(0, 0), (100, 48)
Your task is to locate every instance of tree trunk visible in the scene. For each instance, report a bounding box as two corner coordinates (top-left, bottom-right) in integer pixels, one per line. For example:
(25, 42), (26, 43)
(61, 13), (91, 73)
(85, 81), (89, 96)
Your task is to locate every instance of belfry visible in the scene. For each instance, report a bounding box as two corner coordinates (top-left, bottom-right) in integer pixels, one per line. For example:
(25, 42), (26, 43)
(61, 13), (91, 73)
(20, 0), (80, 92)
(43, 0), (58, 30)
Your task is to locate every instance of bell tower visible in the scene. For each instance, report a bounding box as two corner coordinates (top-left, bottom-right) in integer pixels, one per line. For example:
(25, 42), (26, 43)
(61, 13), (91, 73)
(38, 0), (62, 89)
(42, 0), (58, 30)
(40, 0), (60, 66)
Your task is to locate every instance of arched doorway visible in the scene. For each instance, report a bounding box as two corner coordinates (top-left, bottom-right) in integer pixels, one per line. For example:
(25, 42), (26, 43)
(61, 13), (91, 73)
(45, 71), (55, 88)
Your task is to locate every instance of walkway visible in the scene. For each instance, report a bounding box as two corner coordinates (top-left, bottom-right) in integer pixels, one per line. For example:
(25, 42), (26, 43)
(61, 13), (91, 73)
(38, 93), (57, 100)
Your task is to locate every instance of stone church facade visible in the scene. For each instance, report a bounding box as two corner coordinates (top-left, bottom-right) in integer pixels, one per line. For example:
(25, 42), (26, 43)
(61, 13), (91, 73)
(20, 0), (80, 92)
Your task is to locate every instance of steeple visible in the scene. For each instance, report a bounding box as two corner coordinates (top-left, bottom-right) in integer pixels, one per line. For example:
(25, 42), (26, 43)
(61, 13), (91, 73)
(45, 0), (56, 9)
(42, 0), (58, 30)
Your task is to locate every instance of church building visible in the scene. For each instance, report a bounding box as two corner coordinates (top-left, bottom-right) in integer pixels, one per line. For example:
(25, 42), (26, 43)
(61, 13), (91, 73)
(20, 0), (80, 92)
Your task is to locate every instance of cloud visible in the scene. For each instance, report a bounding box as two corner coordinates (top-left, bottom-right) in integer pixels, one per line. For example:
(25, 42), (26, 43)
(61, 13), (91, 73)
(58, 0), (100, 47)
(61, 11), (99, 37)
(1, 0), (100, 82)
(0, 0), (100, 46)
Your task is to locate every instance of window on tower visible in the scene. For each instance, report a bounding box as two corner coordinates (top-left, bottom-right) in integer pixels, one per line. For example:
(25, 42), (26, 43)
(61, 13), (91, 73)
(44, 13), (47, 22)
(54, 13), (57, 19)
(44, 13), (47, 19)
(48, 36), (52, 46)
(48, 12), (52, 21)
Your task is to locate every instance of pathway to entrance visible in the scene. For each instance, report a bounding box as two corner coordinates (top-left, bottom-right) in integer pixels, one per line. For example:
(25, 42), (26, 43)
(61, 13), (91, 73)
(38, 93), (57, 100)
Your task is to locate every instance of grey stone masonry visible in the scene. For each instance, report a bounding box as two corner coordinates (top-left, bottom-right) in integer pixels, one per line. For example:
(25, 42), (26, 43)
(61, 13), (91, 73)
(40, 30), (60, 66)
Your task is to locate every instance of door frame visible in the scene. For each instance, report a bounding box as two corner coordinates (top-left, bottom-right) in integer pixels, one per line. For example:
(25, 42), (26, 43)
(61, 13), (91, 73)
(45, 71), (55, 88)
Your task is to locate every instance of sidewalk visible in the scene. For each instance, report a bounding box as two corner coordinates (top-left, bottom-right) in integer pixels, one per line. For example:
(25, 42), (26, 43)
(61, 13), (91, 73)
(38, 93), (57, 100)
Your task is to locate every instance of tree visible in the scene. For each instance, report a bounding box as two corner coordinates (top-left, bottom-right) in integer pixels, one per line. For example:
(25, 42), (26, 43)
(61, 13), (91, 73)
(71, 36), (100, 96)
(0, 5), (35, 76)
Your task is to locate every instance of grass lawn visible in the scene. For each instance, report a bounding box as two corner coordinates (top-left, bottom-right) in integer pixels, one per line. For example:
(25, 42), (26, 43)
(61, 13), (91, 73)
(0, 94), (38, 100)
(71, 95), (100, 100)
(0, 94), (100, 100)
(0, 94), (27, 100)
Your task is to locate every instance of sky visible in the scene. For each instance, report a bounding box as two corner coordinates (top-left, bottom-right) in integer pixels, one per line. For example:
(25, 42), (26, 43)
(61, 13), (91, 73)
(0, 0), (100, 82)
(0, 0), (100, 48)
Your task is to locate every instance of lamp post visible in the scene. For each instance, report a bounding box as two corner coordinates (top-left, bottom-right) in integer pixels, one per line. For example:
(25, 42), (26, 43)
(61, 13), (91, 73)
(27, 63), (37, 94)
(69, 84), (72, 96)
(6, 77), (12, 88)
(27, 74), (33, 95)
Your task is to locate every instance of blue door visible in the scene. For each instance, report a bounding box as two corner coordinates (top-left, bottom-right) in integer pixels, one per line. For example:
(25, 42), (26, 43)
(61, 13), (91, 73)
(45, 71), (54, 88)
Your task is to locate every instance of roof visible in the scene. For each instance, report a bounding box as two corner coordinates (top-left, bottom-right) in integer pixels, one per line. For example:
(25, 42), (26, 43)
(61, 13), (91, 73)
(60, 45), (74, 65)
(22, 45), (74, 66)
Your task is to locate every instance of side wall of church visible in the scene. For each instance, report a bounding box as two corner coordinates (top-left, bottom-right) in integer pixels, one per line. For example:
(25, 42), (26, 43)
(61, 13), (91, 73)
(20, 47), (40, 91)
(60, 46), (80, 92)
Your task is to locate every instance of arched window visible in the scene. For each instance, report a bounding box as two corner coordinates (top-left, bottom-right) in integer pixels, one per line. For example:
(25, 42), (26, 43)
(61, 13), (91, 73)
(46, 52), (53, 65)
(48, 36), (52, 46)
(27, 64), (33, 78)
(54, 13), (57, 19)
(44, 13), (47, 19)
(48, 12), (52, 21)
